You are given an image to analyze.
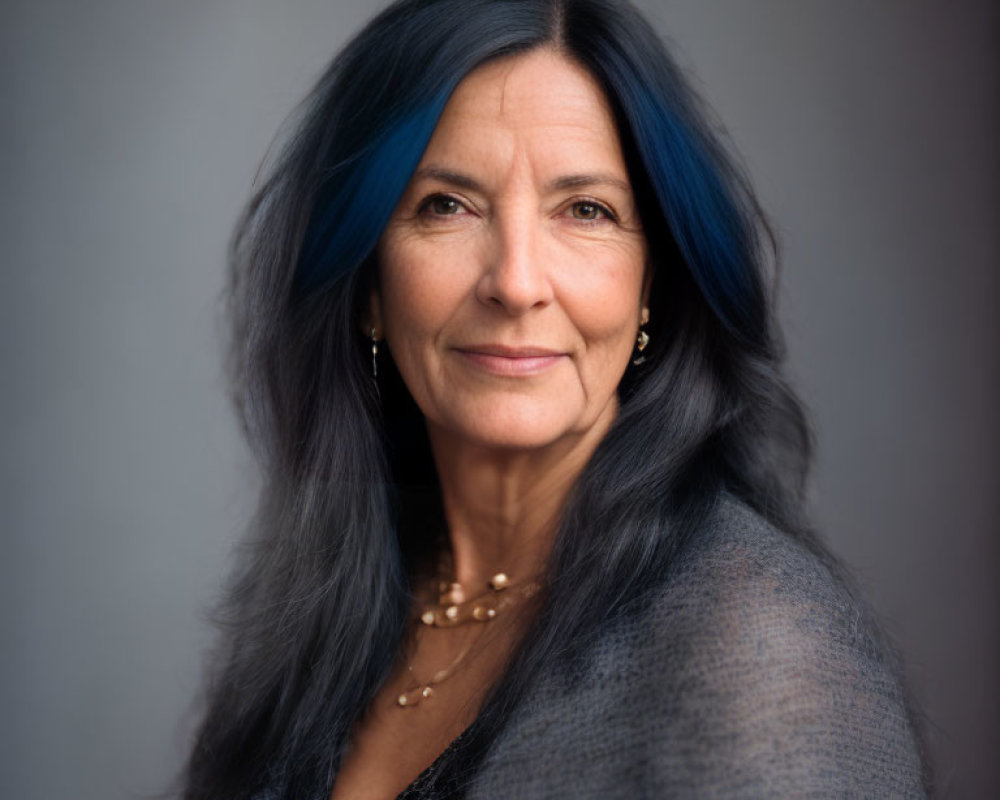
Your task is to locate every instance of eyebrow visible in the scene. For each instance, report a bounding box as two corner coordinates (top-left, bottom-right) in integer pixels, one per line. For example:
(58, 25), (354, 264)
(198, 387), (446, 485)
(411, 166), (484, 192)
(411, 166), (632, 195)
(547, 173), (633, 194)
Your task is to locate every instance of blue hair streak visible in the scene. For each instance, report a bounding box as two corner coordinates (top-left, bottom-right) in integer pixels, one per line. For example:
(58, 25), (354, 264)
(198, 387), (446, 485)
(575, 25), (767, 344)
(292, 1), (551, 294)
(294, 91), (452, 291)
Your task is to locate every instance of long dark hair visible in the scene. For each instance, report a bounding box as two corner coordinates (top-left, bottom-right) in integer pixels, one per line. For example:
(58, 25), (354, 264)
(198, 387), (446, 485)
(183, 1), (816, 796)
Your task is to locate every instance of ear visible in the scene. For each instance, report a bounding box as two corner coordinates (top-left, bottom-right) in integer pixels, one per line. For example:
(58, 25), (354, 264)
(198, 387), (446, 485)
(364, 287), (384, 339)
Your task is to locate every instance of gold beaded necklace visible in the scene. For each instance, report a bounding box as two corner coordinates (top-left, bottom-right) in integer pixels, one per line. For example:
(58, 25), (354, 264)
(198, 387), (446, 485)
(397, 570), (541, 708)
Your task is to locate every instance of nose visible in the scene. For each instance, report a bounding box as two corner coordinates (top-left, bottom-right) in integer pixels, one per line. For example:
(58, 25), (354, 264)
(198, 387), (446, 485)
(474, 207), (553, 315)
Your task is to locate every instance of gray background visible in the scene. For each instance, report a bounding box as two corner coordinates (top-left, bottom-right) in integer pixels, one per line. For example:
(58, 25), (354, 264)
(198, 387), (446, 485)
(2, 1), (997, 798)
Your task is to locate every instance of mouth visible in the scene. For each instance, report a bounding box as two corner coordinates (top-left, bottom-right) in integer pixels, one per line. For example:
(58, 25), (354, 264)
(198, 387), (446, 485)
(454, 344), (567, 376)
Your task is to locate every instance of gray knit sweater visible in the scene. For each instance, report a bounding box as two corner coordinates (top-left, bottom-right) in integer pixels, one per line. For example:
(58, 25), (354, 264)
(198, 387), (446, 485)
(396, 495), (927, 798)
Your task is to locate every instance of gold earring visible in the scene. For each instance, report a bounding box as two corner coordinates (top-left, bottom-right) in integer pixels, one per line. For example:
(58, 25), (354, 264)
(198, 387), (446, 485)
(633, 324), (650, 366)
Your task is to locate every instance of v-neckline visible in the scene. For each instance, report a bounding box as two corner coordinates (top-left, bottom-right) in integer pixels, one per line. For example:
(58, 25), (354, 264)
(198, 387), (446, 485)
(393, 726), (471, 799)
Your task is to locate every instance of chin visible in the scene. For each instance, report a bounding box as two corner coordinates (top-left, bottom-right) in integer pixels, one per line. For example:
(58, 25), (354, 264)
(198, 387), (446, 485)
(460, 426), (570, 452)
(433, 400), (593, 452)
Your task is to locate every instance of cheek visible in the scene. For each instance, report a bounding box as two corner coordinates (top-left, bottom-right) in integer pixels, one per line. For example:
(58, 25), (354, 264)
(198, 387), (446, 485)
(556, 256), (646, 391)
(383, 278), (441, 338)
(572, 283), (640, 337)
(560, 254), (645, 344)
(377, 243), (474, 398)
(380, 245), (451, 338)
(378, 227), (490, 343)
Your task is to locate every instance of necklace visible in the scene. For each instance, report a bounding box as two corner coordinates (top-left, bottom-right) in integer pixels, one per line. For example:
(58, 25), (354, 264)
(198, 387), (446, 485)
(396, 570), (541, 708)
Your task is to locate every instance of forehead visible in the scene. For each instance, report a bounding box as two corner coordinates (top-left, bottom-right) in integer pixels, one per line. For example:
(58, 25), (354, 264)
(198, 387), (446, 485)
(420, 48), (626, 174)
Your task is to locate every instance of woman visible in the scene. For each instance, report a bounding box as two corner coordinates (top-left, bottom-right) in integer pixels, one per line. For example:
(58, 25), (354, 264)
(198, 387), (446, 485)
(183, 0), (928, 797)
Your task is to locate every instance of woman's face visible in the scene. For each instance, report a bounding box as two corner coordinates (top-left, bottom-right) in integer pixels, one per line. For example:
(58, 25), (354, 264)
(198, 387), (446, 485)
(374, 48), (649, 452)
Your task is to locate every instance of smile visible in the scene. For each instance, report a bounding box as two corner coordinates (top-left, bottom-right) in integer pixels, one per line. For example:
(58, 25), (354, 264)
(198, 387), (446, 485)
(454, 345), (567, 377)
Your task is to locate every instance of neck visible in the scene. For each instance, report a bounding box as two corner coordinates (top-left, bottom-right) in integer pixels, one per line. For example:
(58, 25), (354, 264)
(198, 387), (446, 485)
(425, 399), (618, 590)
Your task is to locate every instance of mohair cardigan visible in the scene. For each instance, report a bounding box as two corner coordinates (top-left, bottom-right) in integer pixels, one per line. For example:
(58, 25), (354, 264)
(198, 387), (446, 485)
(392, 495), (928, 798)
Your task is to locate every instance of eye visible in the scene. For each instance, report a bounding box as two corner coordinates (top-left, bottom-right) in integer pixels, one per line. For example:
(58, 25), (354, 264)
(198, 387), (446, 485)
(568, 200), (616, 223)
(419, 194), (466, 217)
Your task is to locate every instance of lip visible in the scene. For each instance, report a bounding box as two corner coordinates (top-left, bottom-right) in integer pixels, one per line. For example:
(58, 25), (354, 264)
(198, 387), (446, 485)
(454, 344), (567, 376)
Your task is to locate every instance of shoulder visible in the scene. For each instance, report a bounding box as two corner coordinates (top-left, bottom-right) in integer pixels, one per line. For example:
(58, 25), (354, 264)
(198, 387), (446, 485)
(470, 494), (928, 799)
(645, 493), (895, 682)
(652, 492), (864, 641)
(629, 493), (927, 795)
